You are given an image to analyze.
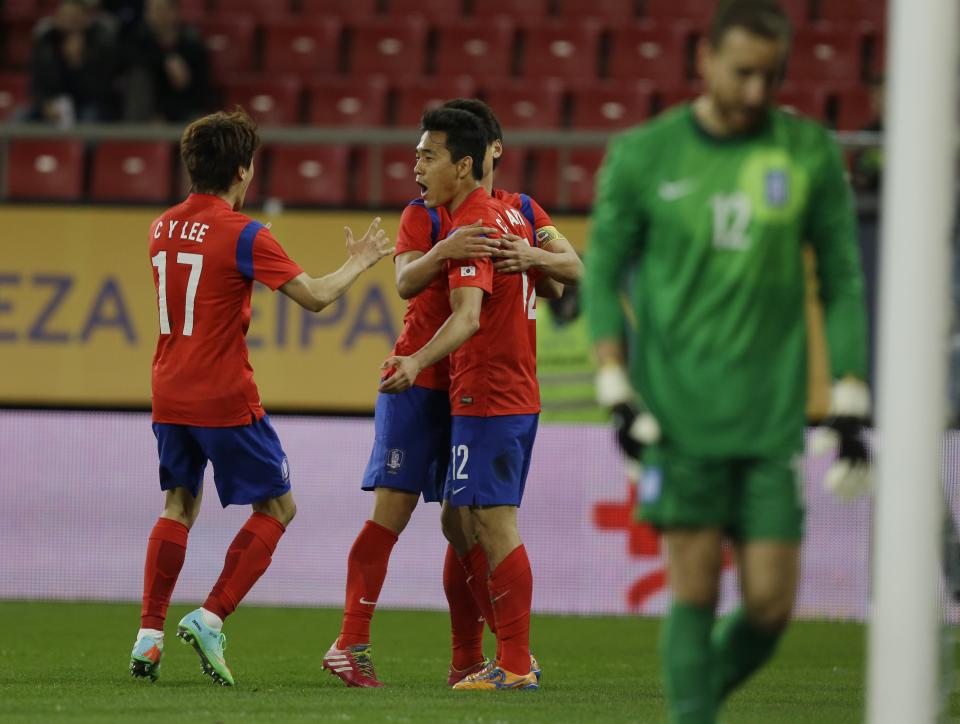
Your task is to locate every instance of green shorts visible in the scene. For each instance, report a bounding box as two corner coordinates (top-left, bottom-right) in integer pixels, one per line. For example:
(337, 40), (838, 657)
(638, 444), (805, 542)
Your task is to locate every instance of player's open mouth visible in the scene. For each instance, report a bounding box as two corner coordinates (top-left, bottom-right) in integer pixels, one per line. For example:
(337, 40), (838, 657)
(416, 181), (428, 198)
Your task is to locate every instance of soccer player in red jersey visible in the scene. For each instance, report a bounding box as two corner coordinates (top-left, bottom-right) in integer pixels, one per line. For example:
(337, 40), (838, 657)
(322, 100), (581, 688)
(128, 109), (392, 686)
(379, 107), (545, 691)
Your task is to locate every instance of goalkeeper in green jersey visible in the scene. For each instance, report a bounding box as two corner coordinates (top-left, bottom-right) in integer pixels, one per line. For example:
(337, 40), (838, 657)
(585, 2), (870, 722)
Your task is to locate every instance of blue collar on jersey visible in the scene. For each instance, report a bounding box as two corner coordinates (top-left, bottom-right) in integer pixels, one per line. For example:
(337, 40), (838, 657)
(407, 193), (537, 246)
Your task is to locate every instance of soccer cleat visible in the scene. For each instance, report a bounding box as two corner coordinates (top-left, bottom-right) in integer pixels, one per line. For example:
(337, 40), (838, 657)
(176, 608), (235, 686)
(129, 635), (163, 682)
(451, 664), (539, 691)
(322, 641), (383, 687)
(530, 653), (542, 682)
(447, 657), (491, 687)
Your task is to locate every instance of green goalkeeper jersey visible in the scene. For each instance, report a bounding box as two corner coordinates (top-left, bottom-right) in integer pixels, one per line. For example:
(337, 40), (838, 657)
(586, 104), (868, 457)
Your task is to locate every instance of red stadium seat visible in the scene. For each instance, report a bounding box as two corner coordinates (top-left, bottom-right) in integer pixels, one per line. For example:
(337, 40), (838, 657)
(834, 85), (877, 131)
(519, 21), (601, 82)
(557, 0), (639, 23)
(569, 81), (653, 130)
(300, 0), (380, 22)
(8, 140), (85, 200)
(529, 148), (605, 212)
(346, 19), (428, 79)
(197, 16), (257, 82)
(209, 0), (293, 20)
(262, 18), (342, 76)
(91, 142), (173, 203)
(265, 145), (350, 206)
(817, 0), (885, 26)
(432, 19), (515, 80)
(607, 21), (690, 88)
(223, 75), (303, 126)
(354, 145), (420, 207)
(0, 73), (29, 121)
(384, 0), (465, 22)
(788, 25), (862, 87)
(3, 19), (36, 69)
(492, 146), (528, 197)
(643, 0), (810, 27)
(307, 76), (388, 126)
(470, 0), (549, 21)
(776, 83), (828, 123)
(392, 76), (478, 126)
(481, 79), (565, 129)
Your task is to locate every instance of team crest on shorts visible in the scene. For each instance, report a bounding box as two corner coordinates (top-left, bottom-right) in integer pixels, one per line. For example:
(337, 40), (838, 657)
(386, 448), (404, 473)
(641, 466), (662, 504)
(280, 456), (290, 482)
(765, 170), (790, 208)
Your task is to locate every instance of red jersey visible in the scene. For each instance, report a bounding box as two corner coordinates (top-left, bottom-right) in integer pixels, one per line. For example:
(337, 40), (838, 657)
(446, 187), (540, 417)
(149, 194), (303, 426)
(392, 191), (552, 391)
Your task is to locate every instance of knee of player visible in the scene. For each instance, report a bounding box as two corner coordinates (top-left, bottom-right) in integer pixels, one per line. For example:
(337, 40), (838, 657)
(743, 593), (794, 633)
(162, 506), (198, 529)
(280, 499), (297, 527)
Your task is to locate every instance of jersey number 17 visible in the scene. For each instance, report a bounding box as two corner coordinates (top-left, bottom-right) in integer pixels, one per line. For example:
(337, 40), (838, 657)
(151, 251), (203, 336)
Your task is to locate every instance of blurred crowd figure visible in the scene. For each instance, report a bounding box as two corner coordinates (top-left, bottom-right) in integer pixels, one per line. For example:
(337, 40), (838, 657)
(19, 0), (209, 125)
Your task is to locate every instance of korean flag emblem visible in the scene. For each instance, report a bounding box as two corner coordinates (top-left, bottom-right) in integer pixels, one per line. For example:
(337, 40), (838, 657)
(765, 170), (789, 208)
(460, 265), (477, 277)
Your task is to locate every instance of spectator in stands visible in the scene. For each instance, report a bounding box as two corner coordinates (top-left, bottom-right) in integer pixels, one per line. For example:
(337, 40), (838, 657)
(121, 0), (210, 122)
(26, 0), (118, 125)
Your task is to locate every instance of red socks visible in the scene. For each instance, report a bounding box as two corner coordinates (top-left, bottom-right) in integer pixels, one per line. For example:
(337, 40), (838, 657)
(489, 544), (533, 675)
(204, 512), (286, 620)
(140, 517), (189, 629)
(443, 544), (485, 669)
(462, 543), (496, 636)
(337, 520), (399, 648)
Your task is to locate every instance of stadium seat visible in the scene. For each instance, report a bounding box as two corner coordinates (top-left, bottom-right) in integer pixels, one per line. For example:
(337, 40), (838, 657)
(817, 0), (886, 26)
(643, 0), (810, 27)
(556, 0), (640, 23)
(384, 0), (465, 22)
(519, 21), (601, 82)
(307, 76), (388, 126)
(7, 140), (85, 200)
(788, 25), (863, 87)
(568, 81), (653, 130)
(262, 18), (342, 76)
(469, 0), (549, 21)
(528, 148), (605, 212)
(492, 146), (527, 197)
(197, 16), (257, 82)
(0, 73), (28, 121)
(209, 0), (293, 20)
(91, 142), (173, 203)
(776, 83), (828, 123)
(354, 145), (420, 207)
(481, 79), (565, 129)
(222, 75), (303, 126)
(300, 0), (380, 22)
(392, 76), (479, 127)
(3, 19), (36, 69)
(606, 21), (690, 88)
(346, 18), (428, 79)
(431, 18), (515, 79)
(265, 145), (350, 206)
(834, 85), (877, 131)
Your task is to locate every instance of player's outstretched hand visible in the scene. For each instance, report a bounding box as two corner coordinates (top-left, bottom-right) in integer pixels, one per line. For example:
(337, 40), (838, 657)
(379, 355), (421, 394)
(493, 233), (537, 273)
(596, 364), (661, 461)
(439, 219), (500, 260)
(346, 217), (394, 270)
(810, 378), (872, 500)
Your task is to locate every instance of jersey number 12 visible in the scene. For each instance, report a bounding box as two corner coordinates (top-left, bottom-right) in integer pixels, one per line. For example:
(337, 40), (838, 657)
(151, 251), (203, 336)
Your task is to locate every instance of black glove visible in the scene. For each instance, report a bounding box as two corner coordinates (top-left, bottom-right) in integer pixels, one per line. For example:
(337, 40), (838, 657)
(812, 380), (872, 500)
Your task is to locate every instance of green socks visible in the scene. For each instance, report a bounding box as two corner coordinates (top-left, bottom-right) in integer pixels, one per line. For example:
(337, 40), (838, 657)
(661, 602), (717, 724)
(711, 607), (782, 702)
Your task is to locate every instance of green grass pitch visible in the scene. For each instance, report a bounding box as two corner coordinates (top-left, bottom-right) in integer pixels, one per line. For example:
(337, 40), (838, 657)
(0, 601), (956, 723)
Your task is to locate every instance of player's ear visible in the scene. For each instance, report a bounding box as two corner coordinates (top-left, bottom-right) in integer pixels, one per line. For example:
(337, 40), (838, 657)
(491, 140), (503, 161)
(457, 155), (473, 180)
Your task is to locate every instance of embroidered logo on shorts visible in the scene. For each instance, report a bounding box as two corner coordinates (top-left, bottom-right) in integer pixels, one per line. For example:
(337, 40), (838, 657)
(386, 448), (404, 473)
(280, 457), (290, 482)
(641, 466), (662, 504)
(460, 265), (476, 277)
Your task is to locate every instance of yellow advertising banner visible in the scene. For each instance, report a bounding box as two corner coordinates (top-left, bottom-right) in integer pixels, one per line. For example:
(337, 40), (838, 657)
(0, 206), (591, 412)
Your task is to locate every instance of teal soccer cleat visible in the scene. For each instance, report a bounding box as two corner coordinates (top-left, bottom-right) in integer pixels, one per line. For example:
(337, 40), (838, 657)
(176, 609), (235, 686)
(129, 635), (163, 682)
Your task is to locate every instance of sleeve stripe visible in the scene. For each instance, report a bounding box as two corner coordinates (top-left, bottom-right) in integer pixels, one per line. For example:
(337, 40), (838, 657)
(519, 194), (536, 238)
(236, 220), (263, 279)
(427, 206), (441, 246)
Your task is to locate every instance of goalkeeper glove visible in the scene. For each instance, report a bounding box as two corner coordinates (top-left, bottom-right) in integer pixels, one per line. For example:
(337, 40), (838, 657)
(811, 378), (872, 500)
(596, 364), (661, 461)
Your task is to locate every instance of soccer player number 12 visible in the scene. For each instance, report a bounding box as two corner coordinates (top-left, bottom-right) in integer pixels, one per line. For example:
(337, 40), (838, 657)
(151, 251), (204, 336)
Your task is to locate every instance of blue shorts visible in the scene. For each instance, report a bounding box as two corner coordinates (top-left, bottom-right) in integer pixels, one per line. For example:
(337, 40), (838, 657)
(152, 414), (291, 508)
(444, 414), (539, 507)
(361, 386), (451, 502)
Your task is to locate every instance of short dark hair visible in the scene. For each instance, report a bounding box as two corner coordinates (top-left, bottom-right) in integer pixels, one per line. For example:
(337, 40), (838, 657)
(180, 109), (260, 195)
(420, 107), (486, 182)
(708, 0), (793, 48)
(442, 98), (504, 169)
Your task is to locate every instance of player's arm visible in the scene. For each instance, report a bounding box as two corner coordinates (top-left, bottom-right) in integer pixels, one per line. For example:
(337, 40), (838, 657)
(379, 286), (484, 393)
(395, 221), (499, 299)
(281, 217), (393, 312)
